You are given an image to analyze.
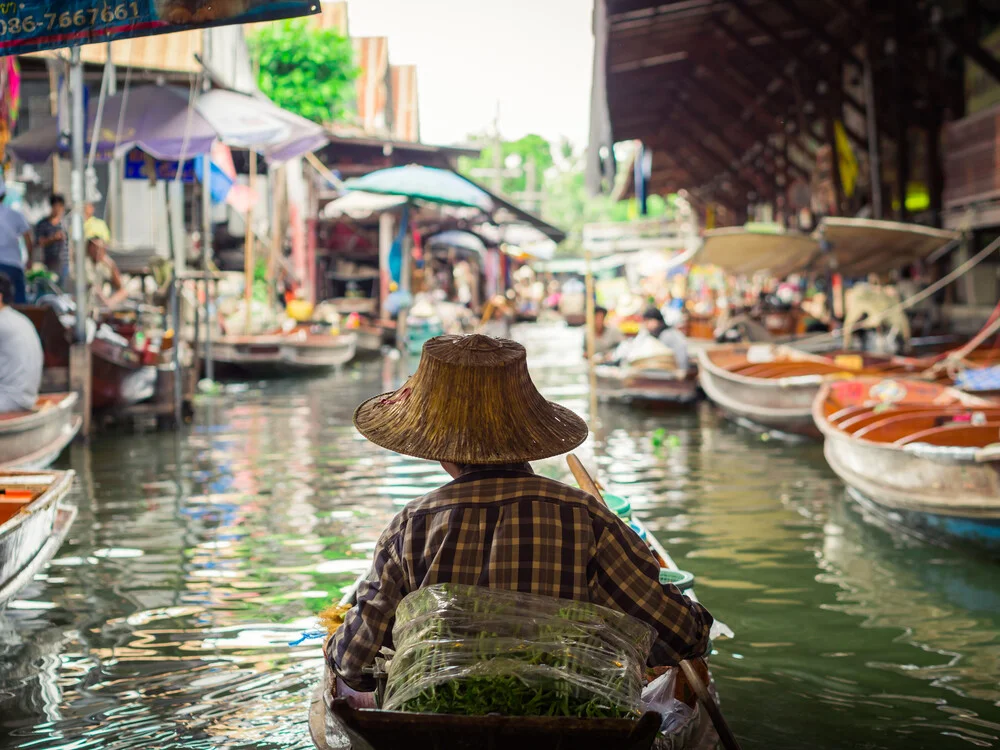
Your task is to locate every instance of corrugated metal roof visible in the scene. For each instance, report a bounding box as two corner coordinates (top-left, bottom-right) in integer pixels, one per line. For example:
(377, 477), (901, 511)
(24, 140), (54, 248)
(313, 1), (348, 33)
(25, 32), (202, 74)
(352, 36), (390, 134)
(390, 64), (419, 142)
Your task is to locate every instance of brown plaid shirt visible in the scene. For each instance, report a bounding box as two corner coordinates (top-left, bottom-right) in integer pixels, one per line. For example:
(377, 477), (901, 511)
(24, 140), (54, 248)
(330, 466), (713, 690)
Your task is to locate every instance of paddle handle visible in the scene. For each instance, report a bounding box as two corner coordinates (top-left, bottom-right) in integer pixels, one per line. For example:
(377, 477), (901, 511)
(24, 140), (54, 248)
(567, 454), (743, 750)
(679, 659), (743, 750)
(567, 454), (604, 504)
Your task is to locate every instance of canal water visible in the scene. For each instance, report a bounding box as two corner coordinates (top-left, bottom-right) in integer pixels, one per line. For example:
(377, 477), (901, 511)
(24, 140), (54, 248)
(2, 324), (998, 750)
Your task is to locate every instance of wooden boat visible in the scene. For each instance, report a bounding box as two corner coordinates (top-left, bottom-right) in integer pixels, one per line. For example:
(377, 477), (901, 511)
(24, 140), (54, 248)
(18, 305), (157, 411)
(309, 520), (714, 750)
(595, 362), (700, 405)
(814, 377), (1000, 553)
(211, 331), (358, 375)
(0, 470), (76, 606)
(698, 343), (923, 437)
(0, 394), (80, 470)
(351, 325), (384, 356)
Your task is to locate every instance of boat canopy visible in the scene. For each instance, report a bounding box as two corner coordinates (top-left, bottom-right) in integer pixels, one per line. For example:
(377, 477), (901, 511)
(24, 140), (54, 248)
(697, 227), (819, 278)
(697, 218), (960, 278)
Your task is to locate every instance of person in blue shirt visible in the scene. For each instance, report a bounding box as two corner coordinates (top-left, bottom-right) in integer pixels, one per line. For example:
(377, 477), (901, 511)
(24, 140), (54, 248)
(0, 182), (35, 304)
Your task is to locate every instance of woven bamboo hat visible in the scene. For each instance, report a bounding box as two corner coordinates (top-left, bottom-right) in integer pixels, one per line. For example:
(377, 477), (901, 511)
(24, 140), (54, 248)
(354, 334), (588, 464)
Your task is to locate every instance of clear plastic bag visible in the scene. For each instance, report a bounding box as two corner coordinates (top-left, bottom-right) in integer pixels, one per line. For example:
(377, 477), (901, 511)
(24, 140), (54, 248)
(382, 584), (655, 718)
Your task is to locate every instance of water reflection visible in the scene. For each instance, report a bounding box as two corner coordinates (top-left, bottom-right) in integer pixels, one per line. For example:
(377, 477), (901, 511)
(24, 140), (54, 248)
(0, 324), (998, 750)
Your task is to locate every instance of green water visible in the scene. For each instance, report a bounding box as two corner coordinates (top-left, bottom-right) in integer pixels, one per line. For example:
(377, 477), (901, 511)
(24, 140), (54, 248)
(1, 324), (998, 749)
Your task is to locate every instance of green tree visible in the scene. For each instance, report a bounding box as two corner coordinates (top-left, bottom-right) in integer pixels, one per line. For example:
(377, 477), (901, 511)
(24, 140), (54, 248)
(459, 133), (554, 195)
(249, 20), (358, 124)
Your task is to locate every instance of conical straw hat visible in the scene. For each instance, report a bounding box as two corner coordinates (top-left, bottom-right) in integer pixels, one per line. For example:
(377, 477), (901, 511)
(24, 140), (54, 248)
(354, 334), (588, 464)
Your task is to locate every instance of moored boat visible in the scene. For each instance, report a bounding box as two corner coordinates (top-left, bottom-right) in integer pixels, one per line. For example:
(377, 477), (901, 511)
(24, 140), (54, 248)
(596, 361), (700, 406)
(813, 377), (1000, 552)
(0, 394), (80, 470)
(698, 343), (922, 437)
(309, 516), (715, 750)
(0, 470), (76, 606)
(211, 331), (358, 375)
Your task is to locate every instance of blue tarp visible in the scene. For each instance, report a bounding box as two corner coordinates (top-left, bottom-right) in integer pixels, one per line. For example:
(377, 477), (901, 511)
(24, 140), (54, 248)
(955, 364), (1000, 393)
(0, 0), (317, 56)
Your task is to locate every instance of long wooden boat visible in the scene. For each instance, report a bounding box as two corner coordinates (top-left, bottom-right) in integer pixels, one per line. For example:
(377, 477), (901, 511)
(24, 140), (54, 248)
(0, 394), (80, 470)
(596, 363), (700, 406)
(309, 520), (715, 750)
(0, 470), (76, 606)
(698, 343), (923, 437)
(814, 377), (1000, 553)
(211, 331), (358, 375)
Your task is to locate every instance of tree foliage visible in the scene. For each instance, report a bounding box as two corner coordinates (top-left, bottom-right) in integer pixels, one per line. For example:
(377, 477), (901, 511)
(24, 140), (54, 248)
(459, 134), (554, 195)
(249, 20), (358, 124)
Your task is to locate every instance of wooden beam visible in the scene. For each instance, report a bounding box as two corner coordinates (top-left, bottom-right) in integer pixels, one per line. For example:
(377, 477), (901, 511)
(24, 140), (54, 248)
(726, 0), (867, 115)
(713, 16), (868, 148)
(937, 17), (1000, 86)
(769, 0), (863, 69)
(892, 0), (910, 222)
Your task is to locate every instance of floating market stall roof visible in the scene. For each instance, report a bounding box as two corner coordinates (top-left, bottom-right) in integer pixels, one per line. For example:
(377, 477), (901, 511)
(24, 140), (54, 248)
(345, 165), (494, 211)
(8, 85), (218, 162)
(426, 230), (488, 257)
(321, 191), (408, 220)
(818, 217), (960, 276)
(195, 88), (329, 162)
(697, 227), (820, 278)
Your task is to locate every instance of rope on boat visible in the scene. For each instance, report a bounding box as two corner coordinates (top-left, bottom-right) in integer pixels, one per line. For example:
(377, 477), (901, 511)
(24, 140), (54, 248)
(289, 630), (327, 646)
(924, 299), (1000, 378)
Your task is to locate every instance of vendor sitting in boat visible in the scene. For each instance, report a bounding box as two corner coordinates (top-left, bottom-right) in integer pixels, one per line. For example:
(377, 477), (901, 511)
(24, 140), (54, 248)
(330, 334), (713, 691)
(585, 305), (624, 360)
(83, 230), (128, 311)
(642, 306), (690, 374)
(0, 273), (43, 413)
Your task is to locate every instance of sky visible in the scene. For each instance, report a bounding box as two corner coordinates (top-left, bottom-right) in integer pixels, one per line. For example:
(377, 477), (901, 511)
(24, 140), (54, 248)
(346, 0), (594, 150)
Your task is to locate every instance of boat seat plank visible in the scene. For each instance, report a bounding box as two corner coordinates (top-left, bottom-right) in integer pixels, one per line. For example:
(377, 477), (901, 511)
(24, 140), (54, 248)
(894, 422), (1000, 447)
(845, 408), (1000, 436)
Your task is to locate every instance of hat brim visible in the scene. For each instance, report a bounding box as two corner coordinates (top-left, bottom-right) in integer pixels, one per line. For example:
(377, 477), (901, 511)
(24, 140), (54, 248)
(353, 391), (589, 465)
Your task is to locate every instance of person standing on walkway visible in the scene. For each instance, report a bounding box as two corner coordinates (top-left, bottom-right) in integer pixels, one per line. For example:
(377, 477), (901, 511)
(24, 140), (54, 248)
(34, 193), (68, 286)
(0, 273), (43, 413)
(0, 179), (35, 304)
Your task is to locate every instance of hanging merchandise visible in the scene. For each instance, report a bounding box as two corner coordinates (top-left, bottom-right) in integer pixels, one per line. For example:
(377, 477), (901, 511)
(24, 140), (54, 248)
(0, 0), (318, 56)
(388, 203), (410, 285)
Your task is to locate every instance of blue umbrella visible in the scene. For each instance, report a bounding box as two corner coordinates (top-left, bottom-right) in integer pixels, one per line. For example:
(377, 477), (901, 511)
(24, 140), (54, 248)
(345, 165), (494, 212)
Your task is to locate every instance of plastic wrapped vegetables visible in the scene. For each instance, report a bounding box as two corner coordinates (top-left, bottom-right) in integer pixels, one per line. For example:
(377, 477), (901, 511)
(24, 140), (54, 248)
(382, 584), (655, 718)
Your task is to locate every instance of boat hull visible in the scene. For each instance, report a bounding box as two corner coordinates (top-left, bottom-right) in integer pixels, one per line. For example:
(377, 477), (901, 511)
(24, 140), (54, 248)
(697, 348), (822, 436)
(0, 471), (76, 606)
(210, 333), (357, 375)
(596, 365), (700, 406)
(91, 338), (157, 410)
(0, 394), (80, 470)
(814, 378), (1000, 552)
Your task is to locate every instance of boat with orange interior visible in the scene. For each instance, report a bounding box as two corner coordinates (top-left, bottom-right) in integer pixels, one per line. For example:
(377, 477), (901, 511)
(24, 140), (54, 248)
(0, 471), (75, 606)
(814, 377), (1000, 553)
(697, 343), (923, 437)
(0, 394), (80, 470)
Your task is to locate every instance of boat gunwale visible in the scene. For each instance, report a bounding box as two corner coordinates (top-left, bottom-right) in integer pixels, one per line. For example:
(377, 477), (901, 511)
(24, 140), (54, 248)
(0, 470), (74, 539)
(0, 393), (78, 436)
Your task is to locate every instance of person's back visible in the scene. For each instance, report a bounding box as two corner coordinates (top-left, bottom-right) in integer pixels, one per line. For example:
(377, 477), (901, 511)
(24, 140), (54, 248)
(329, 334), (713, 691)
(0, 196), (32, 304)
(0, 278), (43, 412)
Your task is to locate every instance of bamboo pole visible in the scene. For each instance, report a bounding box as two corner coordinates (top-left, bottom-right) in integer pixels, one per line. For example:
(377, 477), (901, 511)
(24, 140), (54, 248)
(584, 247), (598, 426)
(243, 150), (257, 334)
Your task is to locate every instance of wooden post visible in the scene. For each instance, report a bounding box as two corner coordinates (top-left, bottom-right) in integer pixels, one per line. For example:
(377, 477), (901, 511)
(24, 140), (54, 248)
(243, 150), (257, 334)
(825, 101), (843, 217)
(863, 34), (884, 219)
(378, 211), (394, 320)
(69, 343), (91, 438)
(891, 2), (910, 221)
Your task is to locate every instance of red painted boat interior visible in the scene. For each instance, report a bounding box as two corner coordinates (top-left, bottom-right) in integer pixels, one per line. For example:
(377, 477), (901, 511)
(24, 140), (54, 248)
(821, 379), (1000, 447)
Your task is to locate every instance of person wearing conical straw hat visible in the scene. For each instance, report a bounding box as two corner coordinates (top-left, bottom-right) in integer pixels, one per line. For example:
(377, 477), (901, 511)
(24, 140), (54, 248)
(330, 333), (713, 692)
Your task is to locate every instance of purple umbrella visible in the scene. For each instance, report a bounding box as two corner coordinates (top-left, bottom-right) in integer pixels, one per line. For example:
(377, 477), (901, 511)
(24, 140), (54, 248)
(8, 85), (217, 164)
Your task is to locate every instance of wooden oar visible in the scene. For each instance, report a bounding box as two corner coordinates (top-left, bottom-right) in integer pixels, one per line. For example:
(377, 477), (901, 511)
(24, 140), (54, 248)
(566, 453), (744, 750)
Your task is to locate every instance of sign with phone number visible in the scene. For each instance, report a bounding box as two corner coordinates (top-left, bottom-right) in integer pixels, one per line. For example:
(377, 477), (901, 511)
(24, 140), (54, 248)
(0, 0), (318, 55)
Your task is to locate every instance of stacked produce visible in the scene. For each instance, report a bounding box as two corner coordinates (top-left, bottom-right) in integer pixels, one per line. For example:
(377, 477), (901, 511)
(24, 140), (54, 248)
(383, 584), (655, 719)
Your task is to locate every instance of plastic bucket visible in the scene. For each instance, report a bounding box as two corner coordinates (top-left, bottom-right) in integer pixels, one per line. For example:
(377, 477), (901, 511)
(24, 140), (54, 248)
(603, 493), (631, 521)
(658, 568), (695, 591)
